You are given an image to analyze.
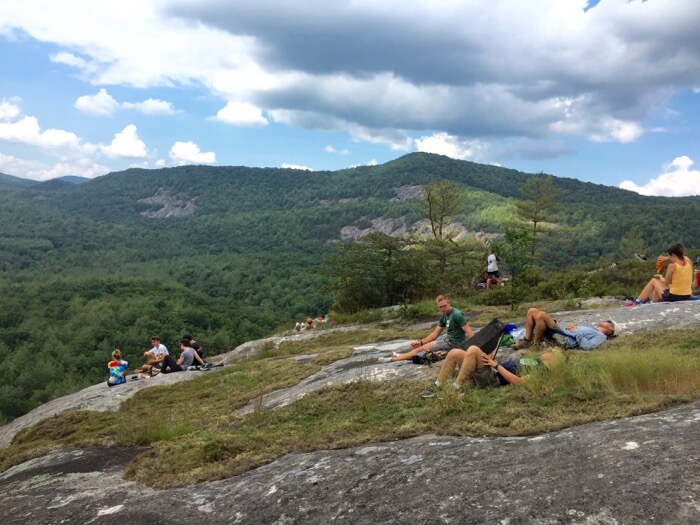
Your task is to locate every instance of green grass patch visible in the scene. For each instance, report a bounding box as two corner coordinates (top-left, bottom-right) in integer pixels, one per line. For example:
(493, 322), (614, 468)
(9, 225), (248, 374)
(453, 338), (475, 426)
(1, 328), (698, 490)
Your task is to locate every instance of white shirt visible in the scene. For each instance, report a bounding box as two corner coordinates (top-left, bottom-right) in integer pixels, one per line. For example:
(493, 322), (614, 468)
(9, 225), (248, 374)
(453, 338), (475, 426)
(150, 344), (169, 357)
(487, 254), (498, 272)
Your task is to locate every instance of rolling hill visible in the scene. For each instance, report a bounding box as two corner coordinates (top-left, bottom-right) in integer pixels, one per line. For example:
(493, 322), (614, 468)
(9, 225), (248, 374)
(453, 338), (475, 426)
(0, 152), (697, 422)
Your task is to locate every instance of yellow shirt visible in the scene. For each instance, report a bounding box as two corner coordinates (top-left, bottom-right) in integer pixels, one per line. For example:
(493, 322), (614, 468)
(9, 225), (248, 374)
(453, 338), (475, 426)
(669, 258), (692, 296)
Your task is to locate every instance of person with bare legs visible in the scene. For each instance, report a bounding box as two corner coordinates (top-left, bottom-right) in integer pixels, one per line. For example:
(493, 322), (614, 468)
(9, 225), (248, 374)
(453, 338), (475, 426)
(632, 243), (693, 304)
(422, 344), (565, 396)
(378, 294), (474, 363)
(519, 307), (559, 346)
(516, 307), (615, 350)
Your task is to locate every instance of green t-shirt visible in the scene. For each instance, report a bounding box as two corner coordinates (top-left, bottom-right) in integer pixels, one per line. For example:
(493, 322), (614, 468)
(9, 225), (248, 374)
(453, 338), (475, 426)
(438, 307), (468, 344)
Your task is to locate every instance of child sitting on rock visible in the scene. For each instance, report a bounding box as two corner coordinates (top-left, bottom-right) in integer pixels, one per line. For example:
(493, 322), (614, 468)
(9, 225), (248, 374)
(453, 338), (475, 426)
(107, 349), (128, 387)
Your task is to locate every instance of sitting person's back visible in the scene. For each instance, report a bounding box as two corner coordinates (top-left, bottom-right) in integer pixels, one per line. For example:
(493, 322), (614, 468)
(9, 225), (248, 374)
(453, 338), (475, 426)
(107, 349), (128, 386)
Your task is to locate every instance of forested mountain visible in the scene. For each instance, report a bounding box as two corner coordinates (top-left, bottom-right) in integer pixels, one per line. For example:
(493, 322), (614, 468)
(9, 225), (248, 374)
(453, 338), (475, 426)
(0, 172), (36, 188)
(0, 152), (698, 422)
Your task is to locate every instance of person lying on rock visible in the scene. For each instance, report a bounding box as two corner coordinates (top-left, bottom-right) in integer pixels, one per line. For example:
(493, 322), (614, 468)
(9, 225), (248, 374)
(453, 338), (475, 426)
(378, 294), (474, 363)
(514, 307), (615, 350)
(159, 339), (207, 374)
(421, 344), (564, 397)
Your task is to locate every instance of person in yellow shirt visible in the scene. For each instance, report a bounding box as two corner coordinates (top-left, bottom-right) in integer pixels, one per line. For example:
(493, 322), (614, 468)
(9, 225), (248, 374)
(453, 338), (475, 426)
(633, 243), (693, 304)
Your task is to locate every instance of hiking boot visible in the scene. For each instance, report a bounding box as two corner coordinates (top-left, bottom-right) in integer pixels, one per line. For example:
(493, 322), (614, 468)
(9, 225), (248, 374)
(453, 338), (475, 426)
(421, 385), (439, 398)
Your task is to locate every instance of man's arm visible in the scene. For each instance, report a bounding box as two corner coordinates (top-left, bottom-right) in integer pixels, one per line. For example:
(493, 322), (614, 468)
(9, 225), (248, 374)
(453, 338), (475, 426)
(480, 354), (524, 385)
(462, 323), (474, 339)
(410, 326), (443, 348)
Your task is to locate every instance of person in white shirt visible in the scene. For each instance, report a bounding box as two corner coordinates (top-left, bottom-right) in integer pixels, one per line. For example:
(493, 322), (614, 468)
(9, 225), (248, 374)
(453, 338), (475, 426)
(486, 252), (500, 288)
(136, 335), (169, 375)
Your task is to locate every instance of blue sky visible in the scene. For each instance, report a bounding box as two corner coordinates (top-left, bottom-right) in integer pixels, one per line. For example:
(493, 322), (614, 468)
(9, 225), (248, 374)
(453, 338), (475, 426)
(0, 0), (698, 196)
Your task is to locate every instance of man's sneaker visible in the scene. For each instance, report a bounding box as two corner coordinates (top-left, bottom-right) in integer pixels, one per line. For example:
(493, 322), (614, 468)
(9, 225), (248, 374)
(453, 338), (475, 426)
(421, 385), (439, 398)
(204, 362), (213, 369)
(377, 356), (393, 363)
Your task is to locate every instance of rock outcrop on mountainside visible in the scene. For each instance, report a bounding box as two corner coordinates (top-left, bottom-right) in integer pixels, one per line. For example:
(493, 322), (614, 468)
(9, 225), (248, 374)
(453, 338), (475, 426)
(1, 300), (699, 524)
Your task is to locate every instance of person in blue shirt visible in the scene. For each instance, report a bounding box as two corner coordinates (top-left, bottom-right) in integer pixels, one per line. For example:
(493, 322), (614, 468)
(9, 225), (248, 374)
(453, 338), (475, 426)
(516, 307), (615, 350)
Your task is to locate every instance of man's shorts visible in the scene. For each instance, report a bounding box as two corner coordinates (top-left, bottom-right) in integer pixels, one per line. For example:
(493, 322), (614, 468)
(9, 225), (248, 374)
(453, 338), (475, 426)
(432, 336), (470, 351)
(487, 270), (500, 278)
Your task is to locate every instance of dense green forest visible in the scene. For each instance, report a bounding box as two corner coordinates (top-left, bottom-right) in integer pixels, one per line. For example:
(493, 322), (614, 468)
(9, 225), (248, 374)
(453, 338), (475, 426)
(0, 153), (698, 423)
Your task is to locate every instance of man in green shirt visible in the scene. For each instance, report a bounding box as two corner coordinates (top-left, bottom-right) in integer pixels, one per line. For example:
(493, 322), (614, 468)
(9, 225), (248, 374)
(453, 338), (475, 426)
(379, 294), (474, 362)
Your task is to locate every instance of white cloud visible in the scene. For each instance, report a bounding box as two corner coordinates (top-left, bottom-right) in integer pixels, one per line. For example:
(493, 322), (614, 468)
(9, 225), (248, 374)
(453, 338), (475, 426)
(0, 152), (108, 181)
(215, 101), (268, 126)
(415, 133), (487, 161)
(325, 145), (350, 155)
(122, 98), (176, 115)
(281, 163), (313, 171)
(75, 88), (119, 117)
(101, 124), (147, 158)
(50, 51), (87, 69)
(169, 141), (216, 165)
(619, 156), (700, 197)
(1, 0), (700, 161)
(0, 100), (20, 121)
(0, 115), (86, 151)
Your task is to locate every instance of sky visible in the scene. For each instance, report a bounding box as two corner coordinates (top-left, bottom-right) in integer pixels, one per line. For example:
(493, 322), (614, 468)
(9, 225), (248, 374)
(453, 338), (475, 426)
(0, 0), (699, 196)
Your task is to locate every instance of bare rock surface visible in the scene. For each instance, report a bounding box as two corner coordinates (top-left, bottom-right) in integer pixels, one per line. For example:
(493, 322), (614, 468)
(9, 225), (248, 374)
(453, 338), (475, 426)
(1, 401), (697, 524)
(138, 188), (196, 218)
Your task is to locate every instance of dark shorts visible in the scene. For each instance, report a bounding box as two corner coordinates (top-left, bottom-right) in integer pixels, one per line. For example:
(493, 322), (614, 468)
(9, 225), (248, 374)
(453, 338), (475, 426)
(661, 290), (692, 302)
(497, 358), (543, 385)
(487, 270), (500, 278)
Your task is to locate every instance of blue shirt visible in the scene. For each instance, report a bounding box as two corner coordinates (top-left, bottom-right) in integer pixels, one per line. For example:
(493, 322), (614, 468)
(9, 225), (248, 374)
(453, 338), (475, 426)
(560, 326), (607, 350)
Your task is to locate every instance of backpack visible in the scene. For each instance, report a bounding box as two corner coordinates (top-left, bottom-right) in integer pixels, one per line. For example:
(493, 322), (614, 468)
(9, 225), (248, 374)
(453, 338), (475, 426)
(471, 366), (500, 388)
(411, 349), (448, 365)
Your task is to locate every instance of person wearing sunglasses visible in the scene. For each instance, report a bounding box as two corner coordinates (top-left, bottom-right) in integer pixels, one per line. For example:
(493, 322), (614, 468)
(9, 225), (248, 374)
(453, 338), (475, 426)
(515, 307), (616, 350)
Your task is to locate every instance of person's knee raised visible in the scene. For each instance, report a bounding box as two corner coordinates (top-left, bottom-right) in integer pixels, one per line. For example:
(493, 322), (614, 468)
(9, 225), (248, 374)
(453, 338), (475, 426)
(466, 345), (482, 356)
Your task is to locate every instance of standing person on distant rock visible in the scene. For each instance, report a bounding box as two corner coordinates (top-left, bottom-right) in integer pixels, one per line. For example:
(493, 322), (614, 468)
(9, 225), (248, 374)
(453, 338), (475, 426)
(135, 336), (169, 375)
(486, 251), (500, 289)
(379, 295), (474, 362)
(632, 243), (693, 304)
